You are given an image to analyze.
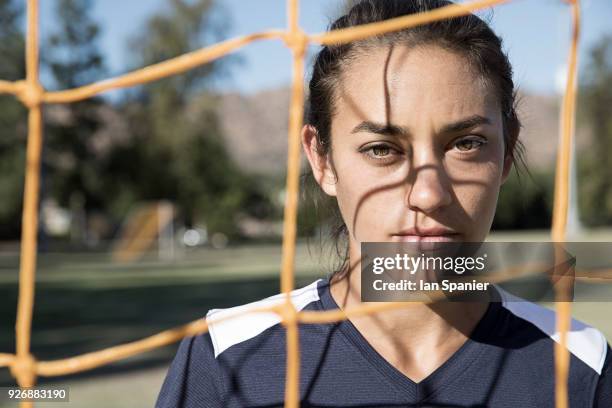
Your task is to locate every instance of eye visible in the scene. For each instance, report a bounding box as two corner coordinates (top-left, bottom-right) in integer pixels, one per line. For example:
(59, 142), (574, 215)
(371, 145), (391, 156)
(359, 143), (403, 163)
(451, 136), (487, 153)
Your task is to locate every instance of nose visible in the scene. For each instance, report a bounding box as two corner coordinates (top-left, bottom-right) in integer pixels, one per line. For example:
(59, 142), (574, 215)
(405, 157), (452, 214)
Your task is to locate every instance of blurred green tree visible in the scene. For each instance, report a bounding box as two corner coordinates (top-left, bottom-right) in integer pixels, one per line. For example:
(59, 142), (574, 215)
(492, 169), (554, 230)
(0, 0), (26, 239)
(578, 35), (612, 227)
(107, 0), (270, 238)
(42, 0), (107, 237)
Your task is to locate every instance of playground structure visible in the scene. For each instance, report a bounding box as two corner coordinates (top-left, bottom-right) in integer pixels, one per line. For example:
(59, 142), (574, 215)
(0, 1), (596, 407)
(112, 201), (175, 263)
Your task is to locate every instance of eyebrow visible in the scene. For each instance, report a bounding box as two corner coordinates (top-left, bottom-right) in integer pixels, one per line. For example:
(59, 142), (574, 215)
(440, 115), (492, 134)
(350, 115), (492, 137)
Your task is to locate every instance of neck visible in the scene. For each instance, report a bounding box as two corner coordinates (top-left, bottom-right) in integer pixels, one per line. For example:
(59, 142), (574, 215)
(328, 247), (489, 382)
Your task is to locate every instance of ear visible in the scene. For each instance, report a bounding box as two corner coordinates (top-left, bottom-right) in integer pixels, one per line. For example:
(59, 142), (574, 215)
(301, 124), (337, 197)
(501, 154), (513, 185)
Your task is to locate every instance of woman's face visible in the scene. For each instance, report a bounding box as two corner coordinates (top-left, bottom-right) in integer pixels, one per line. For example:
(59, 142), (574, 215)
(303, 44), (513, 246)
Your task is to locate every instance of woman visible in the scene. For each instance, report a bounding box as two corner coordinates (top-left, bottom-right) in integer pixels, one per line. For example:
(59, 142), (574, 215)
(156, 1), (610, 406)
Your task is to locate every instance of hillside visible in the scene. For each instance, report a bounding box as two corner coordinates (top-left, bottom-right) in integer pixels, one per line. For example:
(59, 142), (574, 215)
(44, 87), (590, 178)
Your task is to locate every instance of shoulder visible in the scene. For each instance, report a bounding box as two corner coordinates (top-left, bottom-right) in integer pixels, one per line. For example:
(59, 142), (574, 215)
(206, 279), (323, 358)
(595, 343), (612, 405)
(156, 279), (325, 408)
(496, 286), (608, 375)
(156, 329), (225, 407)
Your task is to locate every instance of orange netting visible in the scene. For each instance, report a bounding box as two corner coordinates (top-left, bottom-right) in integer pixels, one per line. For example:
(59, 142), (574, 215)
(0, 0), (584, 407)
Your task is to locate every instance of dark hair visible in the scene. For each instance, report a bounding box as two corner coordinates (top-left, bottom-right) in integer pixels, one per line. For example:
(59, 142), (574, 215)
(302, 0), (524, 280)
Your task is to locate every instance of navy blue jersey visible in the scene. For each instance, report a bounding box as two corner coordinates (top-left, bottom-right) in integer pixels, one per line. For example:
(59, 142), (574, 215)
(156, 278), (611, 407)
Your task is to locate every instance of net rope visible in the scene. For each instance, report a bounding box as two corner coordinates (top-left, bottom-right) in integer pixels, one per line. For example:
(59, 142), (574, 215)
(0, 0), (589, 407)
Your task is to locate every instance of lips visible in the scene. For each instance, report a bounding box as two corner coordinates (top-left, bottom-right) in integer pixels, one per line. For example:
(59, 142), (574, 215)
(391, 227), (460, 242)
(392, 235), (458, 242)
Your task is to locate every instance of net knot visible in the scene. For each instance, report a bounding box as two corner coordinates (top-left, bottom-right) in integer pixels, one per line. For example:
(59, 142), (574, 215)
(16, 80), (44, 108)
(284, 30), (308, 57)
(275, 298), (299, 327)
(10, 354), (37, 387)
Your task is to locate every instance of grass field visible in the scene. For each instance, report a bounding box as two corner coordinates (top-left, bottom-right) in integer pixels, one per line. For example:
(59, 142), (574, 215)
(0, 233), (610, 407)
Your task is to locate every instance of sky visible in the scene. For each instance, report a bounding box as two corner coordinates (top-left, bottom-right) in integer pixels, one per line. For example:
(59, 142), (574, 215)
(36, 0), (612, 97)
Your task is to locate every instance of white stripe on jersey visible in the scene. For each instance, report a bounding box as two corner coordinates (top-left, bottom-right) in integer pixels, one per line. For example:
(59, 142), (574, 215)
(206, 279), (322, 358)
(498, 287), (608, 375)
